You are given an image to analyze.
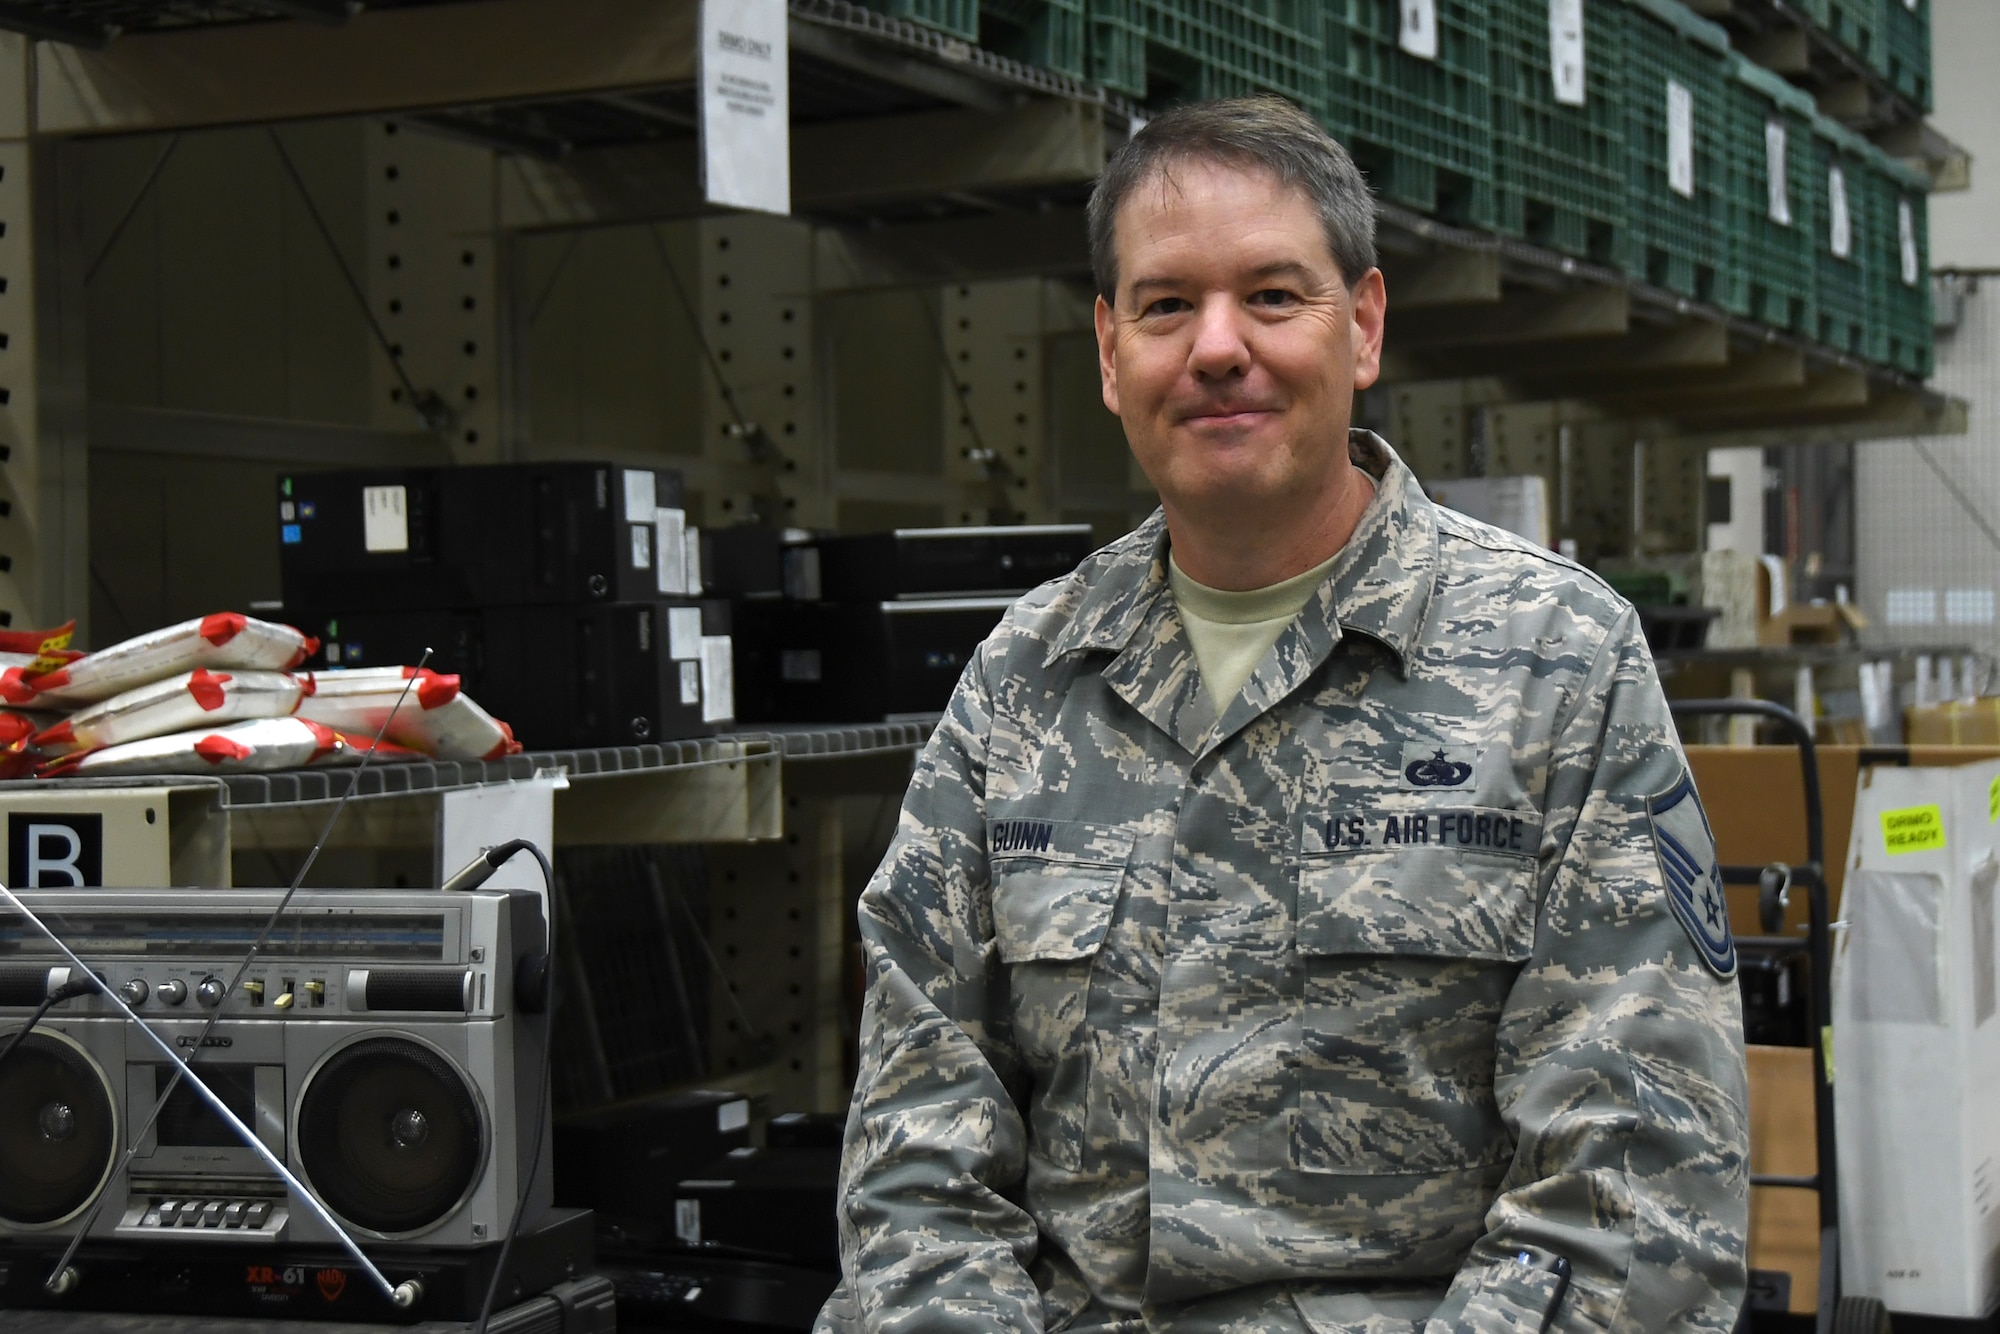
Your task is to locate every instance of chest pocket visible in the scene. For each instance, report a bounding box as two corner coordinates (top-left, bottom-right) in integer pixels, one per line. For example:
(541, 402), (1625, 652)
(991, 820), (1136, 964)
(1292, 839), (1538, 1180)
(990, 819), (1137, 1175)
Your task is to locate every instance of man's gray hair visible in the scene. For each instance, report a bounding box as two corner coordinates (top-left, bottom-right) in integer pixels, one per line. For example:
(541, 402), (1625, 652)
(1086, 96), (1377, 304)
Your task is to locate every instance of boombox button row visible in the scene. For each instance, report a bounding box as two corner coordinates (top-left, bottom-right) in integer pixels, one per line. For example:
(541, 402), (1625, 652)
(151, 1198), (275, 1229)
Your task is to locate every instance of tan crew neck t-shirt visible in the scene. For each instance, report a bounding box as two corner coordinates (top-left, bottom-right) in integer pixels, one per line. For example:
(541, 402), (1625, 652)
(1168, 549), (1341, 708)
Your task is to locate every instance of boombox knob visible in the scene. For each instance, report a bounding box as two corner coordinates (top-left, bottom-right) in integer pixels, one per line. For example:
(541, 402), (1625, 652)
(391, 1280), (424, 1310)
(44, 1266), (78, 1297)
(514, 952), (551, 1014)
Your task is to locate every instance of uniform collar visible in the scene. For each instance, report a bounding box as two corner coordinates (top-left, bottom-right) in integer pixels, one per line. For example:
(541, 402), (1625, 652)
(1045, 430), (1438, 681)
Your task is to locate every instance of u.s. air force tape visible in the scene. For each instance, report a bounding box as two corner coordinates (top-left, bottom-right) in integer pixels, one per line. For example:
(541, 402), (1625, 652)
(1647, 770), (1737, 978)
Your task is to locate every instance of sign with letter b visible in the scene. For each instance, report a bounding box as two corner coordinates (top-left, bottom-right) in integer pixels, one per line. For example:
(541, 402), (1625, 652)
(8, 813), (104, 887)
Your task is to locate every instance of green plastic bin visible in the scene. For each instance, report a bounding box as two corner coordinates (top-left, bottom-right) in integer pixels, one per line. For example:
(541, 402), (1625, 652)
(1086, 0), (1149, 93)
(1618, 0), (1746, 313)
(1856, 146), (1933, 376)
(1488, 0), (1626, 262)
(860, 0), (980, 41)
(1728, 52), (1818, 334)
(1884, 0), (1931, 110)
(1322, 0), (1495, 228)
(1800, 0), (1883, 76)
(1135, 0), (1327, 116)
(1809, 111), (1873, 358)
(983, 0), (1088, 77)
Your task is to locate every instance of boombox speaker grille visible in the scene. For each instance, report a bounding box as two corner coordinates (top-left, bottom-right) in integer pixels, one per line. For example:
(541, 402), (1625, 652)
(0, 1031), (116, 1227)
(297, 1037), (483, 1236)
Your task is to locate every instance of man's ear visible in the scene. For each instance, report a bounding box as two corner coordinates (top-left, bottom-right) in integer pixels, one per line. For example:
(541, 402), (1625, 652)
(1095, 294), (1121, 418)
(1349, 267), (1386, 393)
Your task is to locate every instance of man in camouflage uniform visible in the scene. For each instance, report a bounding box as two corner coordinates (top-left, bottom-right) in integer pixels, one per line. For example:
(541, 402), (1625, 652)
(818, 98), (1748, 1334)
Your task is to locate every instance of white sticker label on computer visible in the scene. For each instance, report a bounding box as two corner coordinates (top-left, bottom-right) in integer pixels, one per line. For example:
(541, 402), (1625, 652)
(1829, 165), (1852, 258)
(623, 469), (657, 523)
(1900, 198), (1920, 285)
(718, 1099), (750, 1133)
(362, 485), (409, 553)
(685, 528), (704, 596)
(701, 636), (735, 724)
(680, 661), (701, 705)
(656, 508), (688, 594)
(1667, 81), (1695, 198)
(674, 1199), (701, 1246)
(1765, 119), (1791, 225)
(631, 522), (652, 571)
(1549, 0), (1586, 106)
(669, 607), (704, 661)
(1400, 0), (1437, 59)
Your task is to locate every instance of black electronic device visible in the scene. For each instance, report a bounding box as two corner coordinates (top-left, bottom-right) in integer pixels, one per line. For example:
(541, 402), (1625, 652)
(799, 525), (1094, 601)
(554, 1089), (752, 1223)
(0, 1207), (595, 1324)
(673, 1146), (839, 1271)
(700, 526), (786, 598)
(279, 462), (693, 616)
(736, 598), (1009, 722)
(304, 600), (734, 749)
(765, 1111), (843, 1149)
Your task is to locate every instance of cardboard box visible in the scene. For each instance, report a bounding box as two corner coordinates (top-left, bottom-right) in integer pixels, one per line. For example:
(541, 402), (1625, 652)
(1758, 601), (1869, 647)
(1905, 699), (2000, 746)
(1747, 1045), (1820, 1314)
(1835, 758), (2000, 1317)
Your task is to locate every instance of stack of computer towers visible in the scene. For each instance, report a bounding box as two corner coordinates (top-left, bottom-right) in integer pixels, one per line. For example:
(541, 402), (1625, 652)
(732, 525), (1097, 723)
(277, 462), (739, 750)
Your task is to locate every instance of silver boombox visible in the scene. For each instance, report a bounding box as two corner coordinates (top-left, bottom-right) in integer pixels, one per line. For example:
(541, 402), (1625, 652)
(0, 888), (551, 1252)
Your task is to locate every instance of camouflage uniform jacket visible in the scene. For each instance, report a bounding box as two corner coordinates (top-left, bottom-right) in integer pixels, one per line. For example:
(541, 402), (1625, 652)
(818, 432), (1749, 1334)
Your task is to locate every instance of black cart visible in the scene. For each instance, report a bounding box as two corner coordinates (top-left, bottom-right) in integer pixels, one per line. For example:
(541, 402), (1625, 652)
(1671, 699), (1890, 1334)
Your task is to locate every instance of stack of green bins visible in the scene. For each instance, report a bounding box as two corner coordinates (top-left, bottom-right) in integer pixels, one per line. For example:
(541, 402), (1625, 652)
(860, 0), (981, 40)
(1800, 0), (1882, 74)
(1488, 0), (1625, 263)
(1321, 0), (1496, 228)
(1618, 0), (1746, 313)
(1127, 0), (1326, 114)
(1860, 146), (1934, 376)
(1884, 0), (1931, 110)
(1808, 111), (1873, 358)
(982, 0), (1088, 77)
(1727, 52), (1818, 335)
(1086, 0), (1149, 94)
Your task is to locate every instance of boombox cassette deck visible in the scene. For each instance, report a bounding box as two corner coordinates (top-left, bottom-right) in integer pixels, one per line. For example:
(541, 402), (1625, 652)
(0, 887), (570, 1321)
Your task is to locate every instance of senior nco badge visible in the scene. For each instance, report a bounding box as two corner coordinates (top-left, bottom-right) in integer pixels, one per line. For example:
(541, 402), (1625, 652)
(1647, 770), (1736, 978)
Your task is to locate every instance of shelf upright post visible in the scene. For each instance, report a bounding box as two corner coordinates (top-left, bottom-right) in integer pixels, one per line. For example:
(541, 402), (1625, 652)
(363, 121), (502, 462)
(942, 278), (1050, 524)
(0, 34), (90, 637)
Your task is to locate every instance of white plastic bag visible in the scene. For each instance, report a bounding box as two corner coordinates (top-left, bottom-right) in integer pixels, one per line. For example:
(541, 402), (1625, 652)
(21, 612), (317, 707)
(35, 669), (307, 758)
(0, 621), (83, 705)
(47, 716), (341, 777)
(298, 667), (519, 762)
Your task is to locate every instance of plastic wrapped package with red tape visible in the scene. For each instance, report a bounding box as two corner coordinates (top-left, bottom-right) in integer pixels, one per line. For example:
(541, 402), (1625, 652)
(0, 621), (85, 706)
(19, 613), (316, 708)
(34, 669), (307, 759)
(297, 667), (520, 762)
(43, 717), (343, 777)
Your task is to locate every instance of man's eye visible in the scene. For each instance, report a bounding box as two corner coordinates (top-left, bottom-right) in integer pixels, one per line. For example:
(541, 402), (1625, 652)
(1142, 297), (1191, 317)
(1249, 289), (1297, 307)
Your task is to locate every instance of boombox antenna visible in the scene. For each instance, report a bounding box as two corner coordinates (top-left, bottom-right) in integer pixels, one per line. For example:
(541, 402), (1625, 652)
(37, 651), (437, 1305)
(0, 884), (420, 1307)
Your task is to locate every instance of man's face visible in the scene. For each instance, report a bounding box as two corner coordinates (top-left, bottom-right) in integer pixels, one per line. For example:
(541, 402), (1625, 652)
(1094, 159), (1385, 521)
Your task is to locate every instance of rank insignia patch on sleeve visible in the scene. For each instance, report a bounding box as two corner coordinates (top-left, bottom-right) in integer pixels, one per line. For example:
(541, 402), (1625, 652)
(1648, 770), (1737, 978)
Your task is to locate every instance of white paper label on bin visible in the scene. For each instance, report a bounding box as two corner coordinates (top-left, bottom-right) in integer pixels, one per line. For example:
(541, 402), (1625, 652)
(1400, 0), (1437, 59)
(1829, 166), (1852, 258)
(668, 607), (705, 661)
(1765, 119), (1792, 225)
(718, 1099), (751, 1133)
(631, 522), (652, 571)
(1549, 0), (1586, 106)
(1667, 81), (1695, 199)
(362, 486), (409, 554)
(685, 528), (704, 596)
(623, 470), (657, 523)
(700, 636), (735, 723)
(656, 509), (689, 595)
(680, 661), (701, 705)
(675, 1199), (701, 1245)
(1900, 199), (1920, 285)
(700, 0), (790, 215)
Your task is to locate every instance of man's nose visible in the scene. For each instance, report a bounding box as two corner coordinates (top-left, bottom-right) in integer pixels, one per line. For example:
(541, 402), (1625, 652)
(1186, 297), (1251, 380)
